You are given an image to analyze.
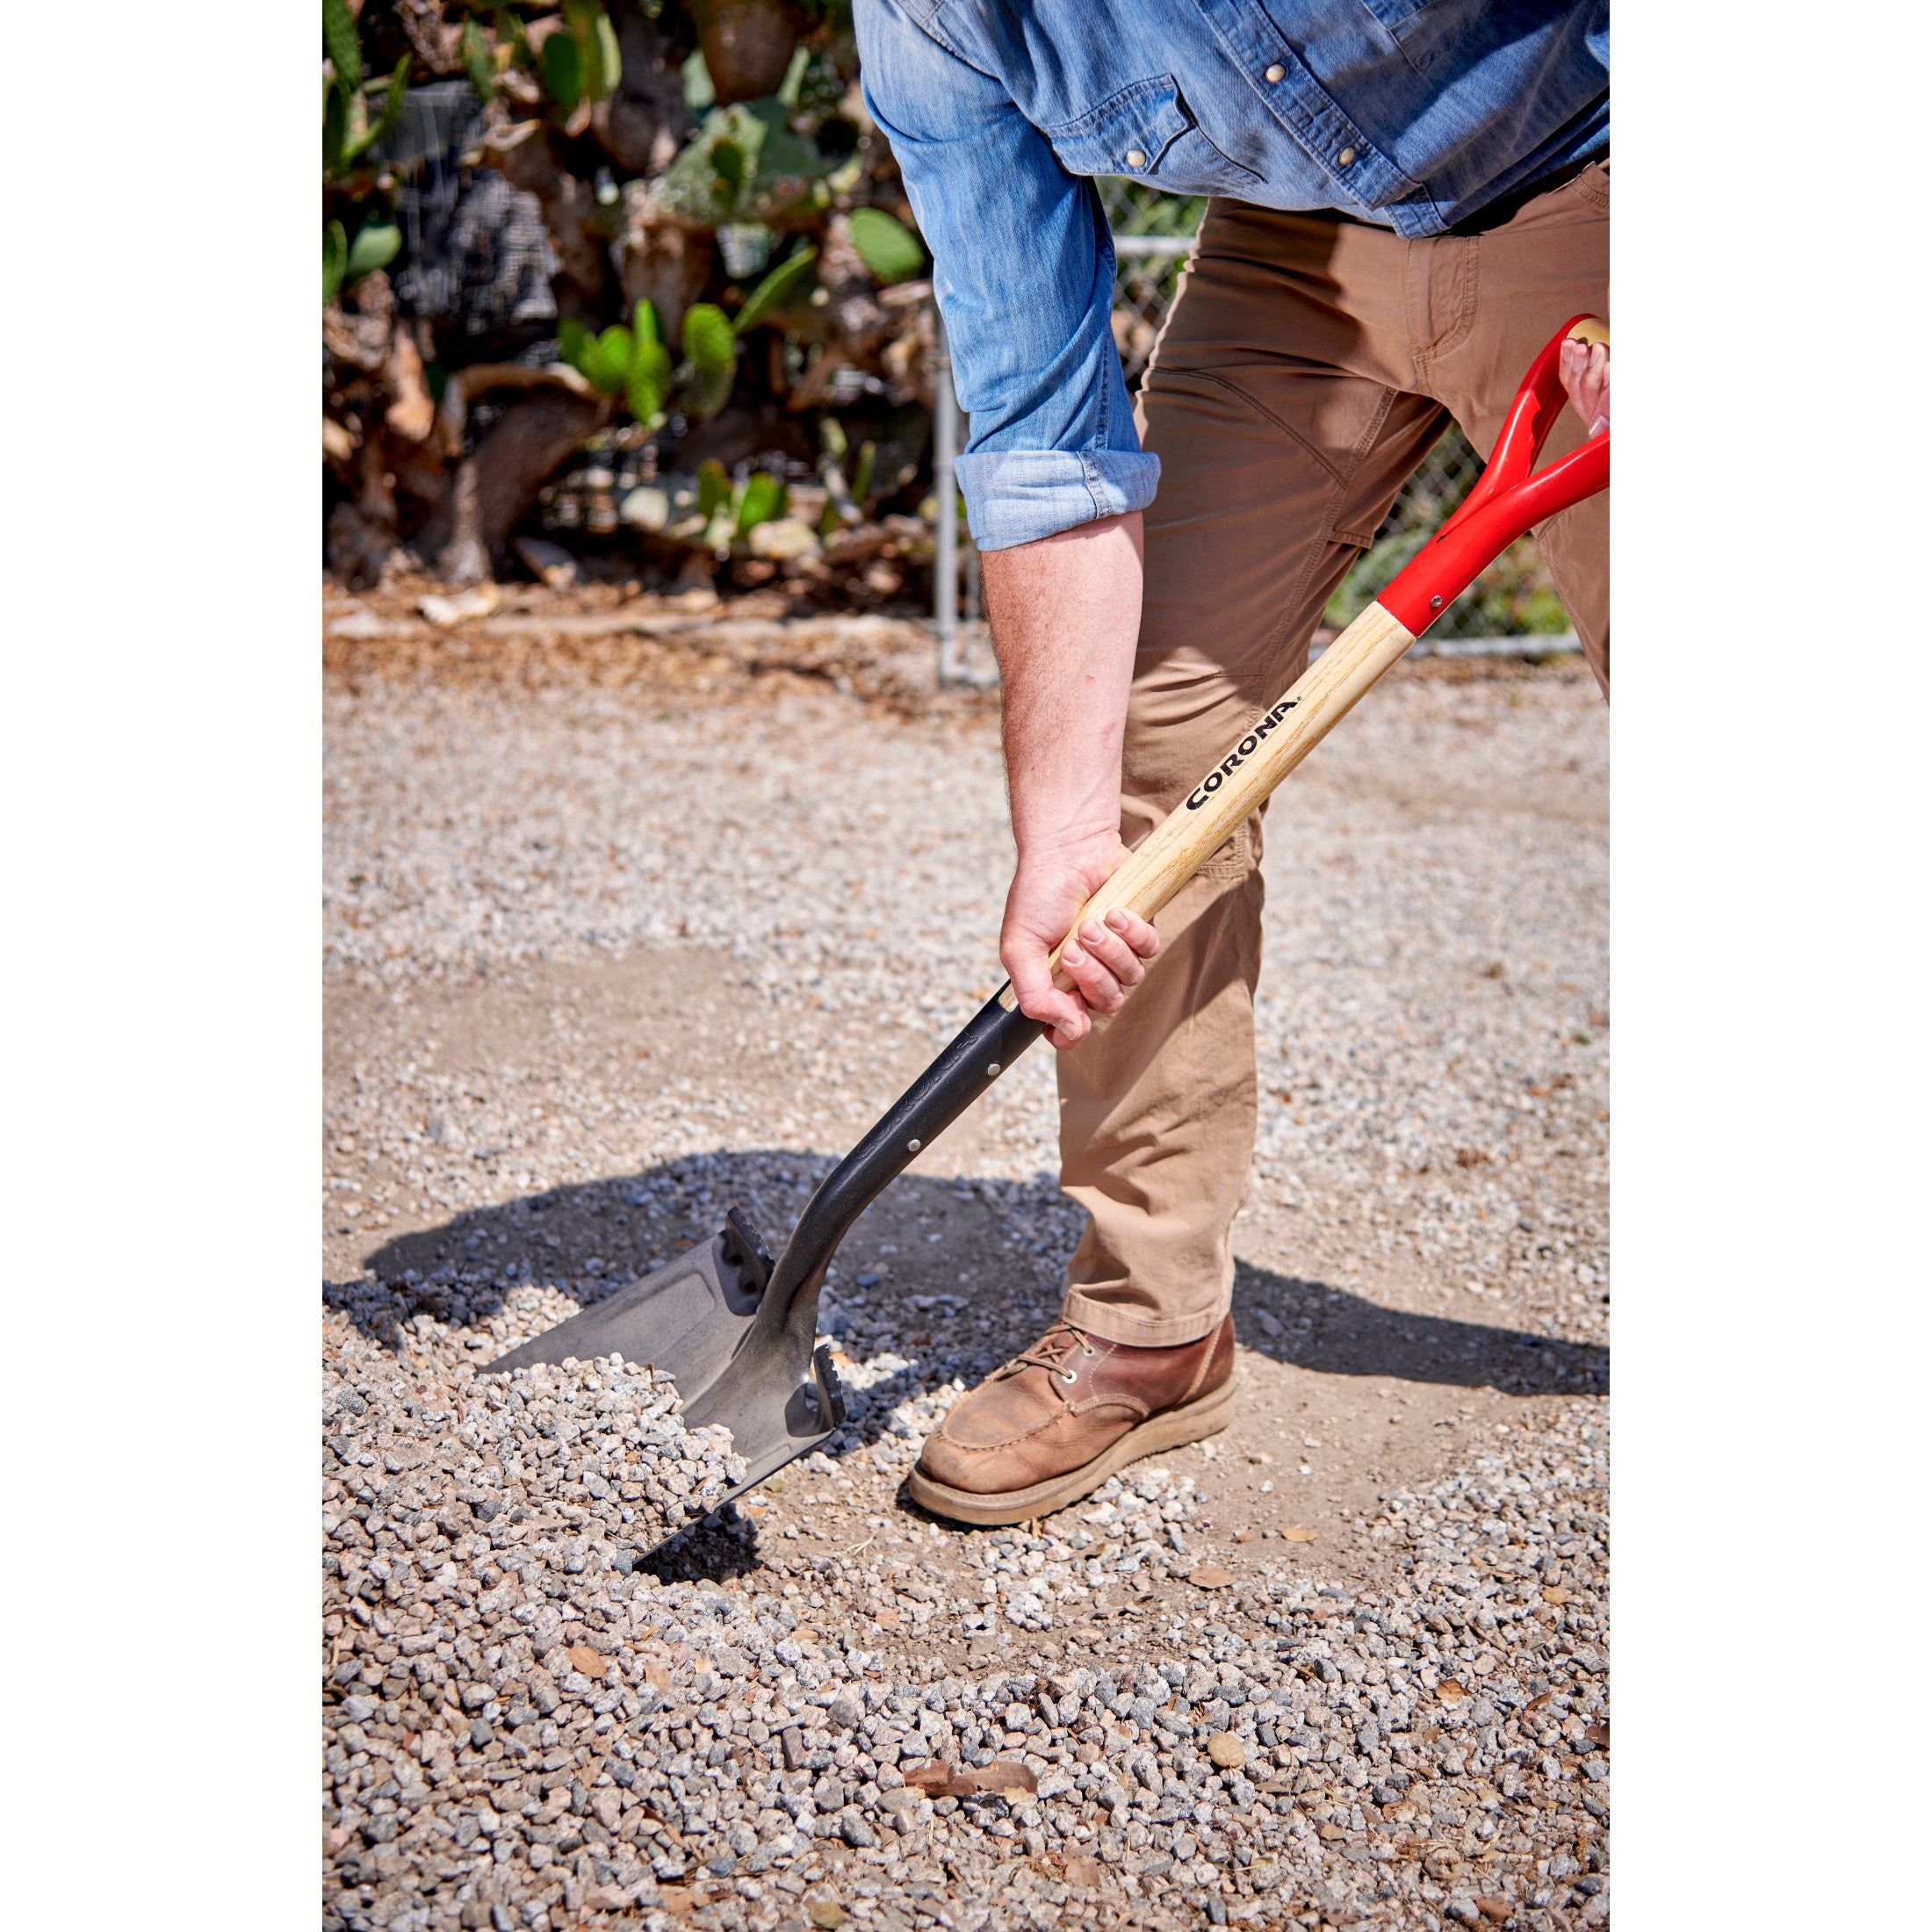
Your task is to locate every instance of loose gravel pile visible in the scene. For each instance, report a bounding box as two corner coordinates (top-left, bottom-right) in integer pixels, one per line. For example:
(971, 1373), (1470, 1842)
(323, 1308), (1606, 1932)
(325, 611), (1610, 1931)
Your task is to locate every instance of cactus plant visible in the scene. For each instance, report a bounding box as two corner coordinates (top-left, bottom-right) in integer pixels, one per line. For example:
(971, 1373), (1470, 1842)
(322, 0), (408, 185)
(732, 244), (818, 332)
(696, 458), (732, 523)
(537, 1), (622, 119)
(625, 300), (674, 423)
(586, 324), (637, 394)
(653, 99), (832, 228)
(847, 207), (926, 285)
(677, 301), (739, 418)
(461, 18), (495, 101)
(323, 218), (348, 310)
(735, 469), (786, 535)
(345, 219), (401, 281)
(322, 0), (360, 93)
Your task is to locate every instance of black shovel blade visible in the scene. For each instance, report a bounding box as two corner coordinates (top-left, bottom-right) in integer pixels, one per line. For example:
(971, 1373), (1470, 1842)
(483, 1207), (846, 1502)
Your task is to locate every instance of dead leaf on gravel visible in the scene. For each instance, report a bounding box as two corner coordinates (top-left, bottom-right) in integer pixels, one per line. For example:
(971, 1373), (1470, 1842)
(1541, 1586), (1570, 1605)
(806, 1899), (847, 1928)
(1280, 1526), (1316, 1542)
(566, 1645), (607, 1677)
(1475, 1899), (1513, 1924)
(1585, 1722), (1609, 1747)
(644, 1662), (672, 1689)
(1063, 1855), (1102, 1888)
(1188, 1564), (1236, 1589)
(903, 1757), (1037, 1799)
(656, 1887), (693, 1917)
(875, 1606), (900, 1630)
(1438, 1680), (1467, 1703)
(1317, 1822), (1344, 1842)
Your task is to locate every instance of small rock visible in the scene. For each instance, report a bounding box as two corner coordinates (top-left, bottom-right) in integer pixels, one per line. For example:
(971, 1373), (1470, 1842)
(418, 583), (501, 628)
(1206, 1733), (1245, 1770)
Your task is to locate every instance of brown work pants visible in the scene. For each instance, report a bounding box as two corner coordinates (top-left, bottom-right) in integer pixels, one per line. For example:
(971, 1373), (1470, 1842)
(1059, 164), (1609, 1347)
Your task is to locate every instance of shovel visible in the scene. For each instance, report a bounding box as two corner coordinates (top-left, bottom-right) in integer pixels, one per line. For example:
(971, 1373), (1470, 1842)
(487, 314), (1611, 1507)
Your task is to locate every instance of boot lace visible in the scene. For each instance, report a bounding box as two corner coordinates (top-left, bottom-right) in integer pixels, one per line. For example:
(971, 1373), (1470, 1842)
(1002, 1320), (1099, 1386)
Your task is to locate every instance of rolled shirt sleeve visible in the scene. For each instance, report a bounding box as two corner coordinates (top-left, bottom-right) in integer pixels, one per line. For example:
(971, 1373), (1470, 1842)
(856, 0), (1158, 550)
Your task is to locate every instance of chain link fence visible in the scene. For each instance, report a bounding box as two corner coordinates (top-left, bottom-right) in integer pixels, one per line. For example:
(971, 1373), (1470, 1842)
(1098, 180), (1573, 644)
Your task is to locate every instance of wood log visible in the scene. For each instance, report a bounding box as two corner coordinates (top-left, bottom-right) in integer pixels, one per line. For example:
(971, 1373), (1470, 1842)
(421, 388), (609, 587)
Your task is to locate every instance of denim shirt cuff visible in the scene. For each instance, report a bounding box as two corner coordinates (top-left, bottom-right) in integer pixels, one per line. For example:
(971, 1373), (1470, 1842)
(954, 448), (1162, 551)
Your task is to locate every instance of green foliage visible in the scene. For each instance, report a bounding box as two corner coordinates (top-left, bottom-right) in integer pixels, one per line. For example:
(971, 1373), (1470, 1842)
(323, 0), (410, 188)
(626, 302), (674, 422)
(655, 100), (833, 227)
(541, 30), (584, 113)
(322, 0), (361, 92)
(682, 303), (737, 372)
(559, 318), (596, 376)
(595, 11), (623, 96)
(538, 2), (620, 118)
(561, 308), (674, 423)
(682, 47), (717, 115)
(462, 18), (496, 102)
(732, 245), (818, 334)
(323, 76), (348, 177)
(677, 301), (739, 420)
(584, 324), (634, 393)
(696, 459), (731, 522)
(847, 207), (926, 285)
(849, 439), (876, 502)
(345, 220), (401, 280)
(736, 471), (787, 534)
(323, 219), (348, 309)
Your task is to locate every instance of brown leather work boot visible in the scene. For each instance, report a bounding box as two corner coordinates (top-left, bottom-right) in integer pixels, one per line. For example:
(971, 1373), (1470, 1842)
(906, 1315), (1236, 1526)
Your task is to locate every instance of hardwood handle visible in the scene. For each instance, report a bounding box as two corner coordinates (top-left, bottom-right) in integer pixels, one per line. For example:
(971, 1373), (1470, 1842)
(1566, 316), (1609, 350)
(1000, 601), (1418, 1004)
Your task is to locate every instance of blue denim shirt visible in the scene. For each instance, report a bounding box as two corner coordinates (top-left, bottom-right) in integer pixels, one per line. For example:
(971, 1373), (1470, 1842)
(854, 1), (1609, 550)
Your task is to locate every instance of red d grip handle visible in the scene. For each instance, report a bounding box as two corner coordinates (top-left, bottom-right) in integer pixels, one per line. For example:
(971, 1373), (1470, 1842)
(1376, 315), (1609, 637)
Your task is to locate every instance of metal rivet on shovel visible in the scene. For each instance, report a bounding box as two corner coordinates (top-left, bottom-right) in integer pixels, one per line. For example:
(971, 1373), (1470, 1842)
(986, 1063), (1000, 1076)
(907, 1138), (921, 1152)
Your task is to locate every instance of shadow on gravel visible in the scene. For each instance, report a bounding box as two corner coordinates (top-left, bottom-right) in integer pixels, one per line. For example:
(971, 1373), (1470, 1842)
(1231, 1258), (1608, 1398)
(330, 1149), (1604, 1456)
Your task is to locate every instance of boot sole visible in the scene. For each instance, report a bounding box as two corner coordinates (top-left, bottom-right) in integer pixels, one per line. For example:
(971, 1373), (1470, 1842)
(905, 1376), (1238, 1528)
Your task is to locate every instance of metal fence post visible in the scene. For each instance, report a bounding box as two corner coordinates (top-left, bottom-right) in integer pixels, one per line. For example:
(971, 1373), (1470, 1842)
(932, 299), (959, 688)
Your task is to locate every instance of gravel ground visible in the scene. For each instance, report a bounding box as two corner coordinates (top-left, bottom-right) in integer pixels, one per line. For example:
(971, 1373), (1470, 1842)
(324, 599), (1610, 1932)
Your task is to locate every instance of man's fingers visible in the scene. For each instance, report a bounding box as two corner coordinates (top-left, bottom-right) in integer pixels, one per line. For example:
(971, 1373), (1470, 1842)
(1559, 339), (1609, 436)
(1004, 941), (1090, 1048)
(1103, 907), (1160, 959)
(1077, 919), (1147, 991)
(1059, 935), (1128, 1015)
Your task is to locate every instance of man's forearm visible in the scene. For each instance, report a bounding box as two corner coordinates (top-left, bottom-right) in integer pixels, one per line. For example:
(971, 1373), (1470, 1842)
(981, 512), (1159, 1047)
(984, 512), (1143, 858)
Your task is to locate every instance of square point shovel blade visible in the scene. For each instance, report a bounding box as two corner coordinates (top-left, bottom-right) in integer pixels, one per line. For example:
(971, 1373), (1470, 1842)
(483, 1207), (846, 1506)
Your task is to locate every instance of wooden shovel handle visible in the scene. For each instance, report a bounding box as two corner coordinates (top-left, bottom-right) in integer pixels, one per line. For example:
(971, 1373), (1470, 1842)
(1003, 311), (1611, 1011)
(999, 601), (1417, 1004)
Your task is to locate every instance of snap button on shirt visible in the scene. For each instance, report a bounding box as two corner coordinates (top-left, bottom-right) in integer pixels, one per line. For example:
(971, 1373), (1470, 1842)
(1124, 148), (1146, 168)
(1337, 146), (1356, 167)
(1264, 62), (1285, 83)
